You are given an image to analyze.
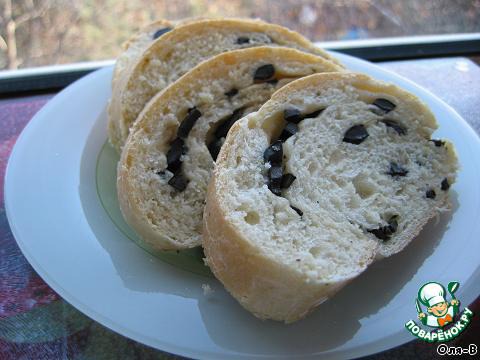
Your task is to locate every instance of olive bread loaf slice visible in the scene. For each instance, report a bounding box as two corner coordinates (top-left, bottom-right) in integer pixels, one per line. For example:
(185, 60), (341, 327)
(203, 72), (458, 322)
(108, 18), (342, 152)
(117, 47), (343, 251)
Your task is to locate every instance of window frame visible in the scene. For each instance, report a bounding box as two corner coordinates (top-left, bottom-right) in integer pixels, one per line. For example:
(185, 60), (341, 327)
(0, 33), (479, 96)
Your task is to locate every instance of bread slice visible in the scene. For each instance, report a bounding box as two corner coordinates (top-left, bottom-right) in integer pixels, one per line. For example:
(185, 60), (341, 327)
(203, 72), (458, 322)
(108, 18), (342, 152)
(117, 47), (343, 251)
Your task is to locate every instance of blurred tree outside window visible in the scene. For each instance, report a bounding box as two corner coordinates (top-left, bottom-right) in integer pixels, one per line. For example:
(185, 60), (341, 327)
(0, 0), (479, 71)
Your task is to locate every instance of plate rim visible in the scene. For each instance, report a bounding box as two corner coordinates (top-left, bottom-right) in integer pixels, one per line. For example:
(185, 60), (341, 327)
(4, 52), (480, 359)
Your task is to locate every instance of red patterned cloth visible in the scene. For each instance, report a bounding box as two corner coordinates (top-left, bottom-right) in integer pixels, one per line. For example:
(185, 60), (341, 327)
(0, 95), (176, 359)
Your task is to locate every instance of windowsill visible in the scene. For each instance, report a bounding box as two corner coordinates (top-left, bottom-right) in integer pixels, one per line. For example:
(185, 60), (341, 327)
(0, 33), (479, 95)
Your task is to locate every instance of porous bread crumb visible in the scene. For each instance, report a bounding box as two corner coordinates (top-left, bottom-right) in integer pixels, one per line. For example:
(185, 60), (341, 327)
(216, 73), (458, 276)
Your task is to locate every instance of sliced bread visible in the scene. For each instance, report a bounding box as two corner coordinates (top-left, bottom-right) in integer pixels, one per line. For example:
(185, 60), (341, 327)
(108, 18), (342, 152)
(117, 47), (343, 251)
(203, 72), (458, 322)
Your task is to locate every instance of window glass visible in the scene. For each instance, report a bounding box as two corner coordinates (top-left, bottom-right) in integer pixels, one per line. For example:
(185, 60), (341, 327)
(1, 0), (479, 70)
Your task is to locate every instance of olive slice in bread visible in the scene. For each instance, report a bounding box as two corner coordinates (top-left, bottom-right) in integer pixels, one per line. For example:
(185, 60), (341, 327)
(203, 72), (458, 322)
(117, 47), (343, 251)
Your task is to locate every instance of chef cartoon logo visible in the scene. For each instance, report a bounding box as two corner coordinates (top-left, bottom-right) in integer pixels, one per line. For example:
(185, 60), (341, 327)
(405, 281), (474, 342)
(417, 281), (459, 328)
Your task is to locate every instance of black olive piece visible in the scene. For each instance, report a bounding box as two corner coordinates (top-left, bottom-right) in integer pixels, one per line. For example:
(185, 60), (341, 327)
(268, 165), (283, 184)
(266, 79), (278, 85)
(214, 107), (245, 139)
(367, 215), (398, 241)
(430, 139), (445, 147)
(263, 140), (283, 164)
(224, 88), (238, 97)
(291, 206), (303, 216)
(279, 122), (299, 142)
(281, 173), (296, 189)
(177, 107), (202, 138)
(236, 36), (250, 44)
(152, 27), (172, 40)
(168, 173), (188, 192)
(343, 124), (369, 145)
(207, 138), (223, 161)
(441, 178), (450, 191)
(387, 162), (409, 177)
(381, 119), (407, 135)
(253, 64), (275, 82)
(268, 165), (283, 196)
(284, 108), (302, 123)
(166, 137), (185, 173)
(389, 216), (398, 230)
(166, 161), (181, 176)
(303, 108), (324, 119)
(426, 189), (436, 199)
(269, 186), (282, 196)
(372, 98), (396, 113)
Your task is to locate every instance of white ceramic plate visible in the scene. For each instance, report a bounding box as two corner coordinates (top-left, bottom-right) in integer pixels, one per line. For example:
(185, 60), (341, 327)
(5, 52), (480, 359)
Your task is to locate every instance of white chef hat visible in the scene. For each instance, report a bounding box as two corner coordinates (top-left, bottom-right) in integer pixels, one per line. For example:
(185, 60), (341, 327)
(419, 282), (446, 307)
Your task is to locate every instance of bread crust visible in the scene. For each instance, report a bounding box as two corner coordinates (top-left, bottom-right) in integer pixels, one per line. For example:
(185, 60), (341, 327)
(108, 18), (342, 152)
